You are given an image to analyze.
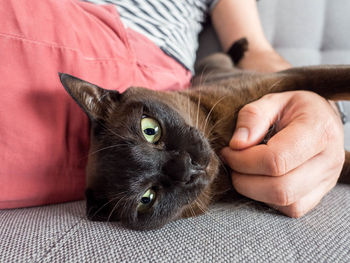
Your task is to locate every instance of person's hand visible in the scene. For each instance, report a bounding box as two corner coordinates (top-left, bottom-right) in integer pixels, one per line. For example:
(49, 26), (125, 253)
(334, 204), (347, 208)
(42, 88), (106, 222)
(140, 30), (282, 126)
(220, 91), (345, 218)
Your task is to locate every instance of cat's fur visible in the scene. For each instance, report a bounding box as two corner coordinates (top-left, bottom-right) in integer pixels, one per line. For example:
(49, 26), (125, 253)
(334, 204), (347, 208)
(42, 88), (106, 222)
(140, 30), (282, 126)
(59, 53), (350, 230)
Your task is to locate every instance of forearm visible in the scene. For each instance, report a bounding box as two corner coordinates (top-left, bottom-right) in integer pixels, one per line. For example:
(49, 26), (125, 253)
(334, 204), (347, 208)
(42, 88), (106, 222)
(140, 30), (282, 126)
(211, 0), (270, 52)
(211, 0), (291, 72)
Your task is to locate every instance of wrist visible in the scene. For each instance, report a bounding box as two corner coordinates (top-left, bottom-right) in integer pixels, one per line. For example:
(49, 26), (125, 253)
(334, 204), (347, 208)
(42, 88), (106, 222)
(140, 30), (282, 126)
(237, 49), (292, 73)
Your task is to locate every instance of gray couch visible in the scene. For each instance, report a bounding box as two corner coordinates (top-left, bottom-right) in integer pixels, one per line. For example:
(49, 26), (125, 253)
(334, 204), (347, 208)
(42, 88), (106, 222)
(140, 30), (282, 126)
(1, 1), (350, 262)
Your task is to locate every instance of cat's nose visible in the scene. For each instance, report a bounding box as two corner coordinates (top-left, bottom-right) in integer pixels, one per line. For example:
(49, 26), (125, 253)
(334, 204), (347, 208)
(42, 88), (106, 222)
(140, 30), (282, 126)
(162, 152), (205, 185)
(186, 164), (205, 185)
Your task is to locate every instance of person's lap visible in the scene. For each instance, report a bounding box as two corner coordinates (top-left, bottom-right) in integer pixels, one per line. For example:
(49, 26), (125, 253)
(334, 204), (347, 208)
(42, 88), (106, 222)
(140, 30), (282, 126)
(0, 0), (190, 209)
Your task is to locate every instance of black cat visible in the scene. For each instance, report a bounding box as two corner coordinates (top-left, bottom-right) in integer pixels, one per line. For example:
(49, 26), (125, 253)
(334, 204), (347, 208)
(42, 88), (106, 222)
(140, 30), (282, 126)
(59, 53), (350, 230)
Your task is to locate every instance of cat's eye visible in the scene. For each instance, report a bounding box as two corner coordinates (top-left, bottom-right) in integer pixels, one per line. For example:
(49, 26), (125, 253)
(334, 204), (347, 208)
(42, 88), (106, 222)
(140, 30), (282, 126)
(141, 117), (161, 143)
(137, 188), (156, 213)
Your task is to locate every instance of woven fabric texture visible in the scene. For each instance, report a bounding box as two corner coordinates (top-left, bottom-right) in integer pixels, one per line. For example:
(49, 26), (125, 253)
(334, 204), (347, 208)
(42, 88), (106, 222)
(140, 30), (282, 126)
(1, 184), (350, 262)
(2, 0), (350, 262)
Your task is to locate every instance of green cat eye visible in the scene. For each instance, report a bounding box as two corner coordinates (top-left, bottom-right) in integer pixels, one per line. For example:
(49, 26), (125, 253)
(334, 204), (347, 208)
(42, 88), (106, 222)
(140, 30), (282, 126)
(137, 188), (156, 213)
(141, 117), (161, 143)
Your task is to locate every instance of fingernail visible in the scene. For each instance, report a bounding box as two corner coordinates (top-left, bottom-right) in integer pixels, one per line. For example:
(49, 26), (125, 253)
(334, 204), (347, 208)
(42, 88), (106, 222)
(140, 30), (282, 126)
(233, 127), (249, 142)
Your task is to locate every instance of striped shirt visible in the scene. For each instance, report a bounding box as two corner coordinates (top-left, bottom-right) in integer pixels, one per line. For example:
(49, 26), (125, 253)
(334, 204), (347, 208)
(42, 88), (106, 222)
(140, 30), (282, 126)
(83, 0), (219, 72)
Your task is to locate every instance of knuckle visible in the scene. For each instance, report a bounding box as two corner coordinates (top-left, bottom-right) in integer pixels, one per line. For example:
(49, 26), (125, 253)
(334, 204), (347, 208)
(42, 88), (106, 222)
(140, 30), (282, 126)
(323, 120), (342, 142)
(289, 90), (305, 100)
(320, 104), (344, 144)
(321, 125), (345, 169)
(271, 182), (295, 206)
(240, 103), (262, 119)
(335, 150), (346, 167)
(329, 178), (338, 190)
(287, 90), (313, 106)
(284, 203), (306, 218)
(261, 93), (275, 101)
(266, 150), (287, 176)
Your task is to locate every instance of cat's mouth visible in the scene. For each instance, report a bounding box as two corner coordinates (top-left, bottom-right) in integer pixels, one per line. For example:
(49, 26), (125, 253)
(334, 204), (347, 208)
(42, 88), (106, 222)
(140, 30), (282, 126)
(130, 159), (219, 230)
(85, 168), (211, 228)
(186, 172), (201, 185)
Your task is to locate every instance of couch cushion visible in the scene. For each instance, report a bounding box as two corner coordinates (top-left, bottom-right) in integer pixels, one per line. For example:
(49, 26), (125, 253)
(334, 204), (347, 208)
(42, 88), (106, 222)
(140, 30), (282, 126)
(1, 184), (350, 262)
(258, 0), (350, 67)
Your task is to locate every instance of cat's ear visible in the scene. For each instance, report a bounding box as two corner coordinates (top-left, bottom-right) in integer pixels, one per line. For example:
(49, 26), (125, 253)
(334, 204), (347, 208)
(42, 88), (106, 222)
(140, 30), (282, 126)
(59, 73), (120, 120)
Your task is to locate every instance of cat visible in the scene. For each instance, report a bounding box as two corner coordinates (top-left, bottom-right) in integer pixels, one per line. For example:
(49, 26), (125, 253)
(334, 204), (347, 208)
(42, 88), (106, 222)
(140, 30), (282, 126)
(59, 52), (350, 230)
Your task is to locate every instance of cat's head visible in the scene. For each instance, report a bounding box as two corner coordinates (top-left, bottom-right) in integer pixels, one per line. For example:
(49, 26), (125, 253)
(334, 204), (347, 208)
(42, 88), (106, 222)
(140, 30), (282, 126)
(59, 73), (219, 230)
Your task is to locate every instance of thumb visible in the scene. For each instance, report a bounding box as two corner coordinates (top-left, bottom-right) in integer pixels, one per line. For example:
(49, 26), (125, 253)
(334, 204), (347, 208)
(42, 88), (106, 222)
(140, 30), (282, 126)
(230, 94), (287, 150)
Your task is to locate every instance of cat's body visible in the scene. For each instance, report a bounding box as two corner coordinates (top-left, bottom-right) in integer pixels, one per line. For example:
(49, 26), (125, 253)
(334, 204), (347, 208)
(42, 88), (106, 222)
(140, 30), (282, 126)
(60, 53), (350, 230)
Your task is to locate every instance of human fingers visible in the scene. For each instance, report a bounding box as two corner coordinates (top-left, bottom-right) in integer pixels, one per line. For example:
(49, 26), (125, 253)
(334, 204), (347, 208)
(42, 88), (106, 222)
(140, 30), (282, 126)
(269, 176), (338, 218)
(221, 117), (326, 176)
(229, 93), (287, 150)
(230, 148), (344, 207)
(222, 91), (335, 176)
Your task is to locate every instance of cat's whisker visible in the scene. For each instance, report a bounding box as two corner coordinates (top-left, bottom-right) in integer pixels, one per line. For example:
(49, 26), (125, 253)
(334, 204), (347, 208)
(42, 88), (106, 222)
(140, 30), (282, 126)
(189, 206), (195, 219)
(120, 197), (137, 223)
(202, 96), (227, 135)
(186, 190), (211, 218)
(193, 63), (217, 87)
(200, 191), (212, 201)
(212, 150), (231, 178)
(88, 190), (131, 222)
(115, 120), (137, 140)
(193, 200), (214, 225)
(194, 200), (206, 214)
(89, 192), (128, 220)
(108, 190), (130, 200)
(195, 87), (202, 130)
(86, 144), (129, 158)
(185, 93), (193, 126)
(107, 192), (137, 222)
(94, 119), (129, 141)
(205, 115), (233, 138)
(187, 198), (196, 218)
(107, 195), (127, 222)
(175, 92), (193, 126)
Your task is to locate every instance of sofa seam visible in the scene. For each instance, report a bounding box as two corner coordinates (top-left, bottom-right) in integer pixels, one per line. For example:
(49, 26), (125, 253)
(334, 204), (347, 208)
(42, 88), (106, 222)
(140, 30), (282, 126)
(34, 218), (85, 263)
